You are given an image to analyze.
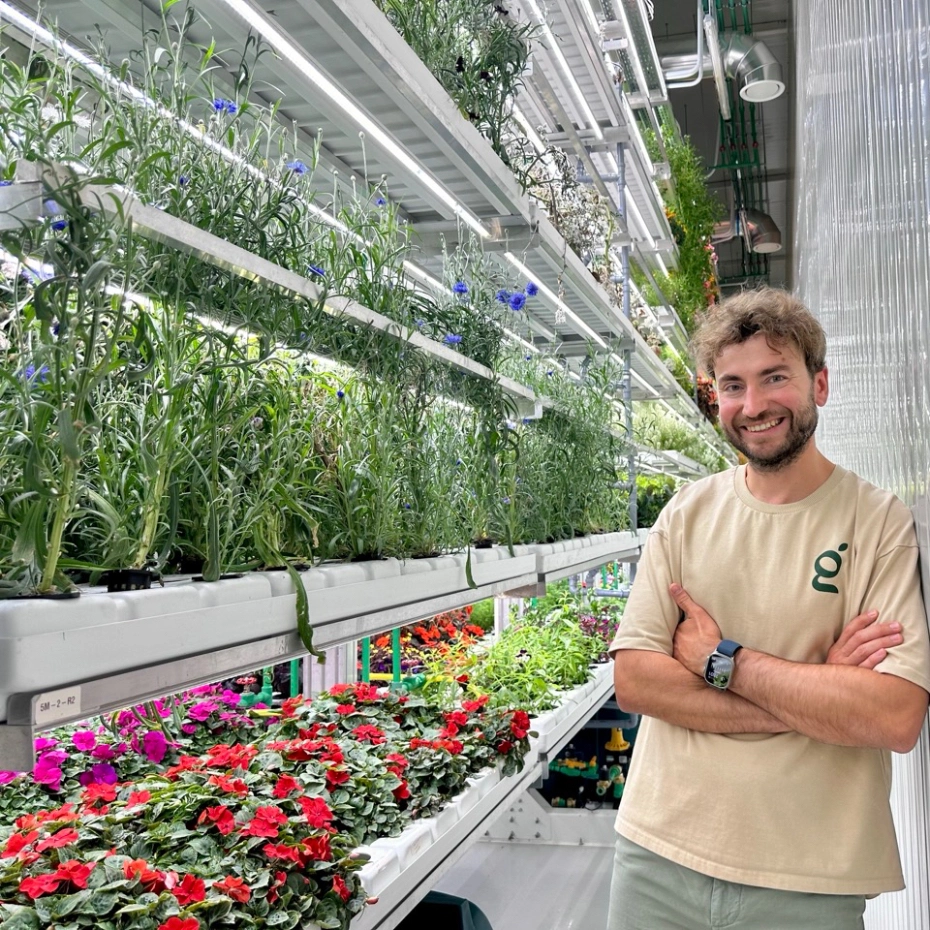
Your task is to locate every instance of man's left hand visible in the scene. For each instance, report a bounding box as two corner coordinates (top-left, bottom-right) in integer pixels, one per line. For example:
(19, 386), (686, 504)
(670, 583), (722, 677)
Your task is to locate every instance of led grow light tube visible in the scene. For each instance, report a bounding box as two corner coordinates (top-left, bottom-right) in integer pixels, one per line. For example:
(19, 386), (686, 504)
(504, 253), (606, 348)
(215, 0), (490, 238)
(0, 0), (489, 241)
(522, 0), (604, 141)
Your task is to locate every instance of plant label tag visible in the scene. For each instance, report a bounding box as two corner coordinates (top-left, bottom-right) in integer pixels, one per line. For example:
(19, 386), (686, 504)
(34, 686), (82, 726)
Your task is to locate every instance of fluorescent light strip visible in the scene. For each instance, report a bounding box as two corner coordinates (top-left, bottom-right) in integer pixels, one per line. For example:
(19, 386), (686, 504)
(0, 0), (488, 241)
(504, 328), (540, 354)
(217, 0), (489, 239)
(512, 106), (548, 155)
(522, 0), (604, 141)
(504, 252), (606, 348)
(579, 0), (601, 34)
(625, 193), (657, 250)
(0, 1), (353, 241)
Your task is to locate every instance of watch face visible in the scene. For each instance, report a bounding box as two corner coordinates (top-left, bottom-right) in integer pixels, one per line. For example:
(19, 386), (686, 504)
(704, 653), (735, 689)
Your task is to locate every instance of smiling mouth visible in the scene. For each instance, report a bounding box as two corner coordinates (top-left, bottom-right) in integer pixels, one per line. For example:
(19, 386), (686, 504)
(743, 417), (785, 434)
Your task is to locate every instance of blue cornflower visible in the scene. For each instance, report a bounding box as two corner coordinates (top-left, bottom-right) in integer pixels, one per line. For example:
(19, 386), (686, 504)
(508, 291), (527, 312)
(51, 219), (67, 231)
(524, 354), (532, 361)
(22, 364), (49, 383)
(414, 319), (425, 328)
(495, 288), (511, 304)
(212, 98), (226, 111)
(443, 333), (463, 345)
(179, 175), (189, 187)
(526, 281), (539, 296)
(546, 370), (554, 377)
(307, 264), (325, 278)
(452, 281), (469, 296)
(336, 389), (345, 399)
(522, 417), (531, 425)
(0, 180), (11, 187)
(502, 496), (511, 505)
(455, 458), (463, 466)
(225, 100), (237, 114)
(403, 502), (412, 510)
(287, 160), (308, 175)
(375, 196), (386, 206)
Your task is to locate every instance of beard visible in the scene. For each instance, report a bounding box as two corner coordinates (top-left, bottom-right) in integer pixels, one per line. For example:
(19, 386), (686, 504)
(723, 389), (819, 472)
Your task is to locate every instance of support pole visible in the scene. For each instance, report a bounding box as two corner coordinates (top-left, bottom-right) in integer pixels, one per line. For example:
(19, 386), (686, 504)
(289, 659), (300, 698)
(616, 142), (639, 545)
(392, 626), (402, 684)
(360, 637), (371, 684)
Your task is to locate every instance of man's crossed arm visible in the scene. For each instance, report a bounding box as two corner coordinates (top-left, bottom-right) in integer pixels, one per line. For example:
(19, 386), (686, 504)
(613, 585), (928, 752)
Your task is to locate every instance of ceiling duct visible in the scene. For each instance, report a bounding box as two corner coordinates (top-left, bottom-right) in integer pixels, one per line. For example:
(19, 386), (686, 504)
(659, 32), (785, 105)
(713, 209), (782, 254)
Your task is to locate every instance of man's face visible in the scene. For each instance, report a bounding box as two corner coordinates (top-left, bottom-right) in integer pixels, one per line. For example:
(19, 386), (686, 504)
(715, 334), (828, 472)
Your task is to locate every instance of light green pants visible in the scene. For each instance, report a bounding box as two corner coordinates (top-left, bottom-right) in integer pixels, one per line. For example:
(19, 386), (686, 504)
(607, 834), (866, 930)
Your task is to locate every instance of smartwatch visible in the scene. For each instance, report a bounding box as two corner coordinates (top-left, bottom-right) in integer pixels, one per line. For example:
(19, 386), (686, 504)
(703, 639), (743, 690)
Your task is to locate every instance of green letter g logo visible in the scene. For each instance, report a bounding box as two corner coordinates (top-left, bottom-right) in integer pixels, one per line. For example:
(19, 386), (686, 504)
(812, 543), (849, 594)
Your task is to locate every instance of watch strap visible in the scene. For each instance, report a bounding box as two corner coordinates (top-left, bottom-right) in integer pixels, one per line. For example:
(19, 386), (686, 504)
(717, 639), (743, 658)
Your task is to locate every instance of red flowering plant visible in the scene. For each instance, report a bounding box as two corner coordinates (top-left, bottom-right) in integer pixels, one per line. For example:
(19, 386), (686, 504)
(0, 750), (370, 929)
(362, 608), (488, 676)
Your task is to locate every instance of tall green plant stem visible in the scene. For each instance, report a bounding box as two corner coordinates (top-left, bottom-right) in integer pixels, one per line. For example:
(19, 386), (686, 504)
(39, 457), (77, 593)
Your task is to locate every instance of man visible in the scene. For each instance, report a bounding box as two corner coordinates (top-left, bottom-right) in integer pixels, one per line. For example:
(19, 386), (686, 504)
(607, 288), (930, 929)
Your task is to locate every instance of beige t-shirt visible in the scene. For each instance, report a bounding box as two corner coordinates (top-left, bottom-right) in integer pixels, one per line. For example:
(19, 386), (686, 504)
(609, 464), (930, 895)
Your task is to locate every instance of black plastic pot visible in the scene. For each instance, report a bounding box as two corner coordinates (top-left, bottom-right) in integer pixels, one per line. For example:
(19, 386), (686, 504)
(102, 569), (161, 592)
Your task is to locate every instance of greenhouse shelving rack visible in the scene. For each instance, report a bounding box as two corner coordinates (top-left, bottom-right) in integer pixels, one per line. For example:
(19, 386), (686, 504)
(0, 532), (643, 769)
(1, 0), (734, 465)
(352, 664), (616, 930)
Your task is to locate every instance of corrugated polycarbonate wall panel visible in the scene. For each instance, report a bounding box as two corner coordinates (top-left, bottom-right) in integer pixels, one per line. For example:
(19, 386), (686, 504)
(793, 2), (930, 927)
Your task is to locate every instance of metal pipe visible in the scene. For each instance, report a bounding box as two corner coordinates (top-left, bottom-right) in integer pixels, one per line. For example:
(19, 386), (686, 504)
(659, 33), (785, 103)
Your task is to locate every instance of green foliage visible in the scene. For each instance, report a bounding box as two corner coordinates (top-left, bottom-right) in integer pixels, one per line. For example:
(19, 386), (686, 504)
(642, 130), (724, 334)
(0, 13), (641, 597)
(634, 405), (728, 473)
(373, 0), (535, 163)
(635, 474), (678, 528)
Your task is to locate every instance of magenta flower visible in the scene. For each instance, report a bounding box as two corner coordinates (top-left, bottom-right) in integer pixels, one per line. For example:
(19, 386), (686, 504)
(91, 744), (116, 762)
(187, 700), (219, 722)
(141, 730), (168, 764)
(181, 724), (197, 735)
(34, 764), (62, 792)
(34, 737), (58, 752)
(72, 730), (96, 752)
(39, 750), (68, 766)
(189, 684), (214, 696)
(220, 689), (241, 706)
(90, 763), (118, 784)
(0, 771), (19, 784)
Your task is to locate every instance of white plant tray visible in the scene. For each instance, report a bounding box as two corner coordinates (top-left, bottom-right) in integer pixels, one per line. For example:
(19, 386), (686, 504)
(352, 661), (616, 929)
(0, 548), (535, 739)
(529, 663), (616, 761)
(354, 760), (542, 930)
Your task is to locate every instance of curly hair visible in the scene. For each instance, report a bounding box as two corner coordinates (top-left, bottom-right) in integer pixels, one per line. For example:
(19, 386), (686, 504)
(690, 287), (827, 378)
